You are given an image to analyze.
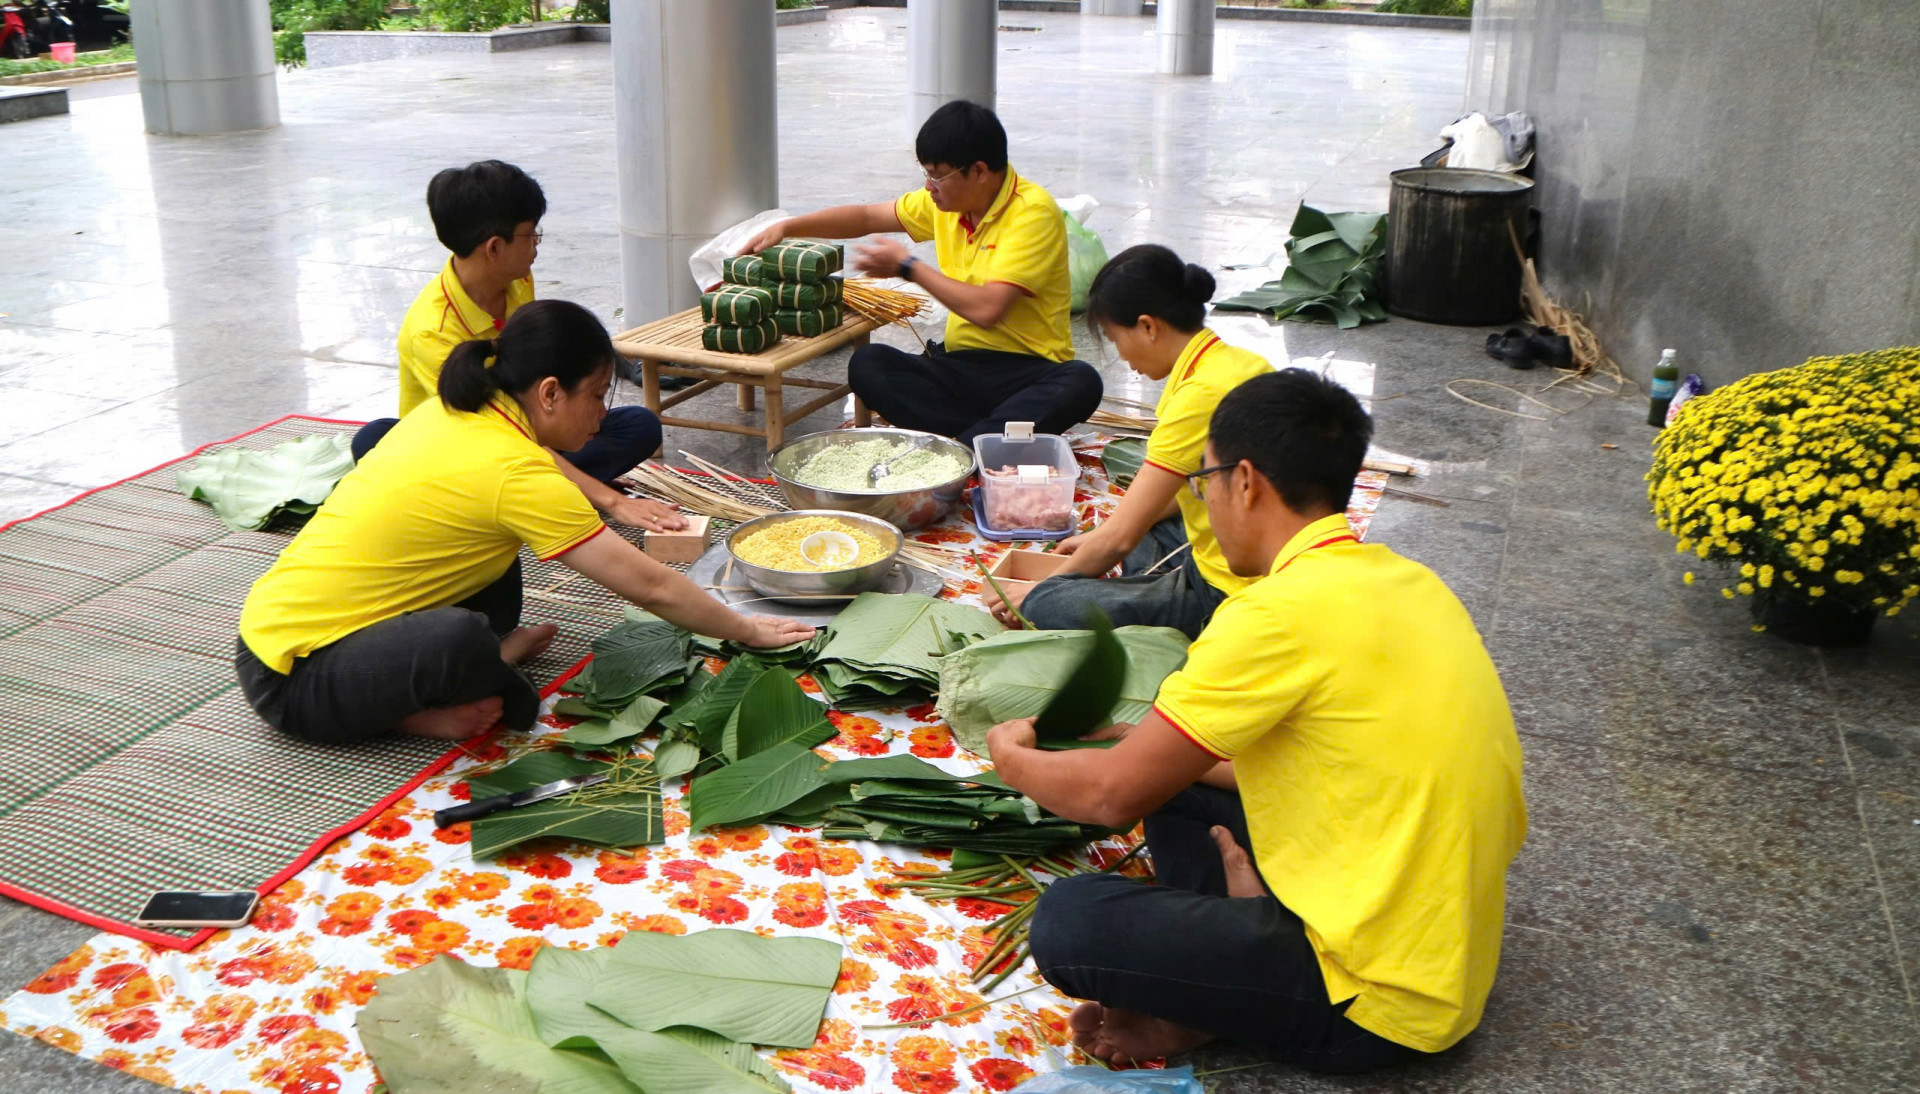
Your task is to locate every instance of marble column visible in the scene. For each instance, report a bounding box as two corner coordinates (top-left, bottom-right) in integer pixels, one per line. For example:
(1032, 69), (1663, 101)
(128, 0), (278, 135)
(1156, 0), (1215, 76)
(908, 0), (997, 130)
(613, 0), (779, 322)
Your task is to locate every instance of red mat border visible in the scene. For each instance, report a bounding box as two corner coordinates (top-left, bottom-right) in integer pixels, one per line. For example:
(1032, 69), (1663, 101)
(0, 414), (502, 952)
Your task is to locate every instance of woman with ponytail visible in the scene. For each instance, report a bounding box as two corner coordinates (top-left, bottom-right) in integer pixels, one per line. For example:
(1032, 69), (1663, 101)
(235, 299), (814, 744)
(986, 245), (1275, 639)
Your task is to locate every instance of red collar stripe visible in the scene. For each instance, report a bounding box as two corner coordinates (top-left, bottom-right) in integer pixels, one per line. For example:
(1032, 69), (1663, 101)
(1180, 334), (1223, 382)
(488, 403), (532, 441)
(441, 272), (482, 340)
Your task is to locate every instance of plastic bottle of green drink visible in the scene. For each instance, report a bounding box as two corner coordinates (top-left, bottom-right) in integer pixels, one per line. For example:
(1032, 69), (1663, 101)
(1646, 348), (1678, 427)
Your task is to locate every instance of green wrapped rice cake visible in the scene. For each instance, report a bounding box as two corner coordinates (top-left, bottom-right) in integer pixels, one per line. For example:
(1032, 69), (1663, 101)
(757, 240), (843, 284)
(700, 284), (774, 325)
(722, 255), (763, 286)
(773, 305), (843, 338)
(769, 279), (844, 310)
(703, 320), (781, 354)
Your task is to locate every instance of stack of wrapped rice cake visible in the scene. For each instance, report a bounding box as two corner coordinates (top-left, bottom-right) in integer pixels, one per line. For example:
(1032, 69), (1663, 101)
(705, 241), (845, 352)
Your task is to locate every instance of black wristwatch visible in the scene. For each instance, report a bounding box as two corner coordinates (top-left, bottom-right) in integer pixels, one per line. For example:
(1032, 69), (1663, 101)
(899, 255), (918, 280)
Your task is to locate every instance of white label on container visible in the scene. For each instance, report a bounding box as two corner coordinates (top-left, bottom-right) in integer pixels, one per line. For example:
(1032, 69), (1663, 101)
(1017, 464), (1051, 483)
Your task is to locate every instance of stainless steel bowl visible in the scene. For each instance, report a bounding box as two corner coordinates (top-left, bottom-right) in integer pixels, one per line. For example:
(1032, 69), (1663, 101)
(723, 510), (904, 600)
(767, 427), (977, 530)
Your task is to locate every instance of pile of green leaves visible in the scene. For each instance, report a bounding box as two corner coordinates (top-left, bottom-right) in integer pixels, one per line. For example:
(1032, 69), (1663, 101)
(808, 593), (1003, 709)
(358, 928), (840, 1094)
(936, 625), (1191, 756)
(566, 616), (703, 716)
(1214, 204), (1388, 329)
(689, 749), (1111, 857)
(175, 432), (354, 531)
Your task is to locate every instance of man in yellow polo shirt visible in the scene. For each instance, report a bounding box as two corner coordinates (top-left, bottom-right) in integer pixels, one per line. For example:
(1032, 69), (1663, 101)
(987, 370), (1526, 1074)
(351, 161), (672, 529)
(744, 101), (1102, 442)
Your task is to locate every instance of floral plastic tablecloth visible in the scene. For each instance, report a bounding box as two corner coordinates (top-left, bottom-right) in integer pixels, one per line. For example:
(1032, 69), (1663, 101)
(0, 448), (1386, 1094)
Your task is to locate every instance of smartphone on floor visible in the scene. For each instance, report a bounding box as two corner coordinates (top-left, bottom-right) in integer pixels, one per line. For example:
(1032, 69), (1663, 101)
(133, 890), (260, 929)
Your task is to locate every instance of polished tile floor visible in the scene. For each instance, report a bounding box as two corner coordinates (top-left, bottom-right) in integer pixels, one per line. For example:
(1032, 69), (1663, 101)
(2, 10), (1917, 1093)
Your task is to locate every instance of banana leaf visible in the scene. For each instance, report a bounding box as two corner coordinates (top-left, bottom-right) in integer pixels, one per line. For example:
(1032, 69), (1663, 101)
(528, 946), (791, 1094)
(561, 694), (667, 747)
(673, 655), (775, 753)
(721, 669), (834, 762)
(819, 754), (963, 784)
(767, 783), (856, 828)
(1103, 436), (1147, 488)
(690, 631), (826, 667)
(467, 752), (662, 859)
(1033, 608), (1125, 741)
(653, 725), (703, 782)
(816, 593), (1003, 686)
(1213, 202), (1386, 329)
(176, 432), (355, 532)
(687, 742), (830, 831)
(356, 956), (638, 1094)
(936, 626), (1192, 757)
(588, 928), (842, 1049)
(582, 619), (695, 711)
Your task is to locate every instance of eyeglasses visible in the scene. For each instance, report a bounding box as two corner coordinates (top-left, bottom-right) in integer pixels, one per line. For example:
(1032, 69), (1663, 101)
(921, 165), (966, 189)
(1185, 463), (1237, 501)
(516, 227), (544, 245)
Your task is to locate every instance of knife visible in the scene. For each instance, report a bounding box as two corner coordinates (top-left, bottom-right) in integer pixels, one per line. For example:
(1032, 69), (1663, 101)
(432, 772), (611, 829)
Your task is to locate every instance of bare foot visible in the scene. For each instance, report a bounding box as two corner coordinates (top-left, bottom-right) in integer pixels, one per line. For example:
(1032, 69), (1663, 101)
(1068, 1002), (1212, 1067)
(1210, 825), (1265, 898)
(397, 696), (505, 741)
(499, 623), (559, 665)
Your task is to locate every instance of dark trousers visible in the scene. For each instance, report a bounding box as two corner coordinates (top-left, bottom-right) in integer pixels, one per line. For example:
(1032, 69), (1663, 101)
(1022, 516), (1228, 640)
(1029, 786), (1420, 1074)
(234, 560), (539, 744)
(848, 341), (1104, 445)
(350, 405), (662, 484)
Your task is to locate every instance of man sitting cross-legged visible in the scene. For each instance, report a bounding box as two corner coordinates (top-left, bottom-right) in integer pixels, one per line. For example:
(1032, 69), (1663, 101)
(985, 369), (1527, 1074)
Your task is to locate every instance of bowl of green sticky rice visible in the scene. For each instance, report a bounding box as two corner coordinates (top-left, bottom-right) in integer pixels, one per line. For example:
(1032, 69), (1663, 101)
(768, 428), (977, 530)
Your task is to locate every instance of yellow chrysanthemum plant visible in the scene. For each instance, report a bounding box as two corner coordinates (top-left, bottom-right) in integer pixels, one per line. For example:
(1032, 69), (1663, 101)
(1648, 346), (1920, 644)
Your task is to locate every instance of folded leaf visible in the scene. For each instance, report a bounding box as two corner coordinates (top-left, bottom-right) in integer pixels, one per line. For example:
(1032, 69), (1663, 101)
(816, 593), (1003, 684)
(176, 433), (355, 532)
(687, 743), (829, 831)
(723, 670), (833, 762)
(357, 955), (637, 1094)
(562, 695), (667, 747)
(585, 620), (695, 711)
(820, 755), (964, 784)
(590, 929), (842, 1049)
(937, 626), (1192, 756)
(1033, 608), (1126, 741)
(528, 946), (792, 1094)
(1102, 436), (1146, 488)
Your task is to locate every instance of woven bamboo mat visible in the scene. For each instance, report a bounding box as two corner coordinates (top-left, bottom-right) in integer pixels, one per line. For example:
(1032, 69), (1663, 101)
(0, 415), (663, 949)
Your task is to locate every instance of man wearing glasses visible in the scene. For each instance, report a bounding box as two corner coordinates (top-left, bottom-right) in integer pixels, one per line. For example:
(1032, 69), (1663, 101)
(744, 101), (1103, 443)
(354, 160), (677, 531)
(985, 369), (1527, 1075)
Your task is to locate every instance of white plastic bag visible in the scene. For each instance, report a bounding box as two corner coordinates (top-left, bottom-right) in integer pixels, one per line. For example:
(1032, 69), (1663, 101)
(1056, 193), (1100, 225)
(687, 208), (791, 294)
(1437, 113), (1506, 170)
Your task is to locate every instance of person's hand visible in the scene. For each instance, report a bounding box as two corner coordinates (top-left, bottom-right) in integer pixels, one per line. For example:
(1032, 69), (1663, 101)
(1081, 720), (1134, 743)
(606, 496), (688, 532)
(739, 615), (817, 648)
(1052, 533), (1088, 558)
(984, 580), (1030, 628)
(740, 219), (791, 255)
(853, 237), (913, 278)
(986, 716), (1039, 757)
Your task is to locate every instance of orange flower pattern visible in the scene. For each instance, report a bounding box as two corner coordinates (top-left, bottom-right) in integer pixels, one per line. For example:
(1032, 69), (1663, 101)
(0, 454), (1286, 1094)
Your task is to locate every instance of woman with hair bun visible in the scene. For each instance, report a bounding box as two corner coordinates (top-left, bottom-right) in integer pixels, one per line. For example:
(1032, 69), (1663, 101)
(987, 245), (1275, 638)
(236, 299), (814, 745)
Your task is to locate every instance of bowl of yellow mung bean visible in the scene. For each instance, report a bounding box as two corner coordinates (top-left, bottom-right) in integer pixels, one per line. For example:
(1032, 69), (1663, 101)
(724, 510), (903, 600)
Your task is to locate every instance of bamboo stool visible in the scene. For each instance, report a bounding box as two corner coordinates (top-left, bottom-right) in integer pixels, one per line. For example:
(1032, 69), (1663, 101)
(612, 307), (877, 451)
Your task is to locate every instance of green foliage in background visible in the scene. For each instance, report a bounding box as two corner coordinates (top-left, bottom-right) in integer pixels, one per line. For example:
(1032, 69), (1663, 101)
(269, 0), (388, 67)
(0, 42), (134, 79)
(418, 0), (528, 32)
(1376, 0), (1473, 16)
(567, 0), (610, 21)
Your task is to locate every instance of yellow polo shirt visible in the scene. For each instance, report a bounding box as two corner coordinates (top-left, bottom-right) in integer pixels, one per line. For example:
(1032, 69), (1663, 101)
(396, 258), (536, 415)
(894, 169), (1074, 362)
(1154, 514), (1526, 1053)
(239, 396), (604, 674)
(1142, 329), (1273, 595)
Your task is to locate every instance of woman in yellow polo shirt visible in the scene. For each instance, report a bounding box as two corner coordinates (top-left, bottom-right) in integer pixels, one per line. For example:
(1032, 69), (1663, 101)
(236, 300), (813, 744)
(989, 245), (1271, 639)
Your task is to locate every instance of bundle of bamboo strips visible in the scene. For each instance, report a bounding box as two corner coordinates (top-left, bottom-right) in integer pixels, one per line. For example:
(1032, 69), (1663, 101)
(842, 278), (929, 326)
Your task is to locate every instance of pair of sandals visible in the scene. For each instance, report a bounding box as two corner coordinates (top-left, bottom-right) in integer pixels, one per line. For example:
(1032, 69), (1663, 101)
(1485, 326), (1573, 371)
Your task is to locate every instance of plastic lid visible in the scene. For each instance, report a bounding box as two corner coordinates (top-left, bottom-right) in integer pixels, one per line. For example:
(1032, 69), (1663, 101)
(1660, 348), (1676, 357)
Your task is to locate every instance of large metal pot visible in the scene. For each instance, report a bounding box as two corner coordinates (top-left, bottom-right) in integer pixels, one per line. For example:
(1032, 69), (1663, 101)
(767, 428), (976, 530)
(723, 510), (903, 600)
